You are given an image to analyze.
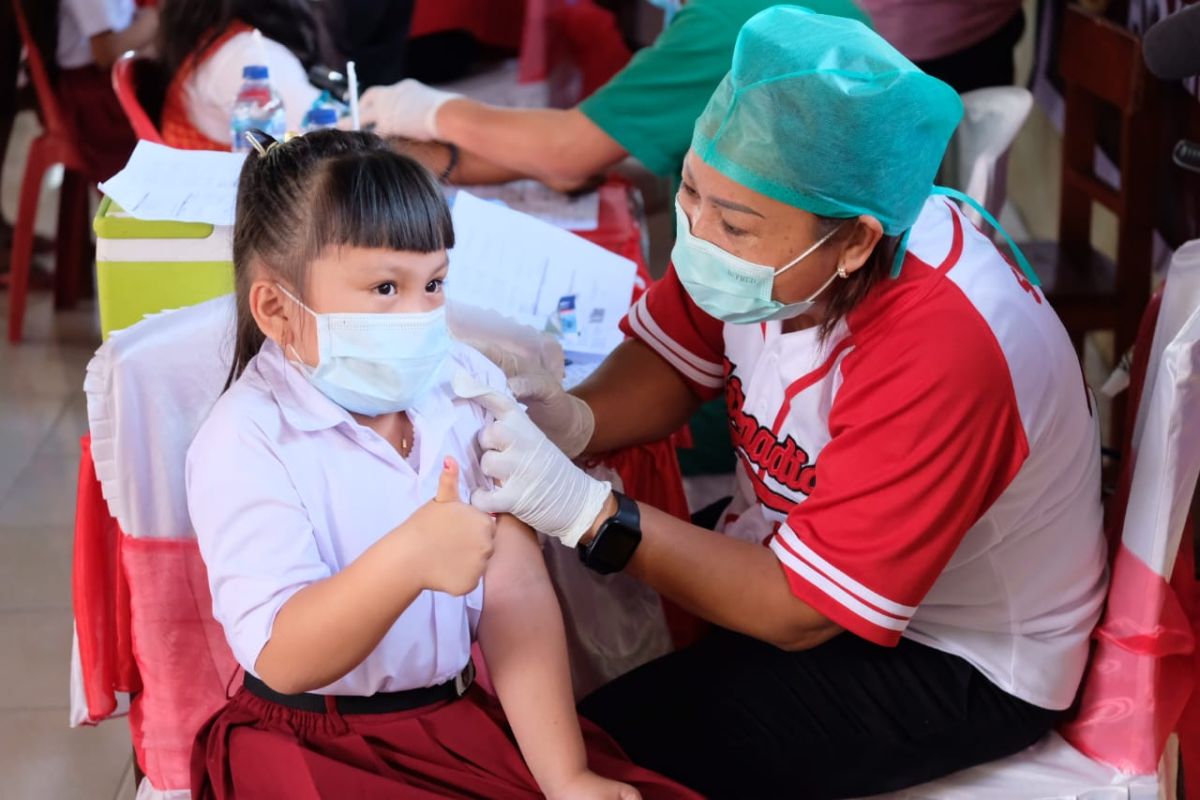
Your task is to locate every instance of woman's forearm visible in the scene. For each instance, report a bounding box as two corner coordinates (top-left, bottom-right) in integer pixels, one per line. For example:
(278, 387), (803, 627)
(615, 501), (841, 651)
(254, 529), (423, 694)
(436, 101), (626, 192)
(575, 340), (703, 455)
(479, 516), (587, 795)
(388, 138), (532, 186)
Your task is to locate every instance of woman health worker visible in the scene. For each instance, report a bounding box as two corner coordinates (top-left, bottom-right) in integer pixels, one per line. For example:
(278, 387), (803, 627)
(456, 7), (1109, 798)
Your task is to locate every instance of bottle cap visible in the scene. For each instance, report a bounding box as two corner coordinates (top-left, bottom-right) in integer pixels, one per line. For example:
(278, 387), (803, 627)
(308, 106), (339, 127)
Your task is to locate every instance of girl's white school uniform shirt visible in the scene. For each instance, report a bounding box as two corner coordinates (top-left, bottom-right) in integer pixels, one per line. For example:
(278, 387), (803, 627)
(186, 338), (505, 696)
(622, 197), (1109, 711)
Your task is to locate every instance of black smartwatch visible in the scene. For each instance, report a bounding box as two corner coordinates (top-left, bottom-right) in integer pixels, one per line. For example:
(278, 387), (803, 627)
(578, 492), (642, 575)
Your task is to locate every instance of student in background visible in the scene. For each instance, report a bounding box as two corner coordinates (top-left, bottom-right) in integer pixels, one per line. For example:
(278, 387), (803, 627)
(157, 0), (324, 150)
(56, 0), (157, 180)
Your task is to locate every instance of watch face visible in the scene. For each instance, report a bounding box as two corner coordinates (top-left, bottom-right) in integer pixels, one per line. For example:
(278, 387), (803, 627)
(591, 522), (642, 574)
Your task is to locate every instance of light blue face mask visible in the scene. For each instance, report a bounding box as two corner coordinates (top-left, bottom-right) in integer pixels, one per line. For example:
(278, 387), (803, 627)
(277, 285), (453, 416)
(670, 201), (843, 324)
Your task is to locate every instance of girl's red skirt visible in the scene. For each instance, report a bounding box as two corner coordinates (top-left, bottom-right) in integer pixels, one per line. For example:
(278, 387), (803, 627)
(192, 684), (700, 799)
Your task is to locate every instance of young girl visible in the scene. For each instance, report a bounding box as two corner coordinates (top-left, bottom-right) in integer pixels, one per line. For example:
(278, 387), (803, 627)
(185, 129), (697, 799)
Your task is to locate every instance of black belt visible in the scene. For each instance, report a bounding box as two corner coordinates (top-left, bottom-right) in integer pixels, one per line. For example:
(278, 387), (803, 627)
(243, 661), (475, 715)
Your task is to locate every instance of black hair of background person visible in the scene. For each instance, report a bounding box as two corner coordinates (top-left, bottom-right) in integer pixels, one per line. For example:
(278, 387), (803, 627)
(158, 0), (333, 77)
(321, 0), (415, 89)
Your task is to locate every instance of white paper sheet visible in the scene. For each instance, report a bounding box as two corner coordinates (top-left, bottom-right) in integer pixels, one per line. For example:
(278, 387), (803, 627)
(447, 192), (636, 360)
(99, 141), (246, 226)
(459, 180), (600, 231)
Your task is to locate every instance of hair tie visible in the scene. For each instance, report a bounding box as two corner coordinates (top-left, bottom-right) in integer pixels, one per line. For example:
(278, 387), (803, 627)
(243, 129), (282, 157)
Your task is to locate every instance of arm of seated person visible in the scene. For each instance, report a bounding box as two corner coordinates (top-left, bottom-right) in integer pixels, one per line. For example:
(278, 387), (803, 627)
(436, 104), (627, 193)
(589, 498), (843, 652)
(252, 523), (427, 694)
(575, 339), (704, 455)
(393, 138), (603, 195)
(478, 514), (609, 796)
(88, 6), (158, 69)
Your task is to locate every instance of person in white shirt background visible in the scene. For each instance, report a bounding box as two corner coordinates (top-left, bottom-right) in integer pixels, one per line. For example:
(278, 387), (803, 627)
(184, 128), (695, 800)
(460, 7), (1109, 798)
(56, 0), (157, 179)
(157, 0), (324, 150)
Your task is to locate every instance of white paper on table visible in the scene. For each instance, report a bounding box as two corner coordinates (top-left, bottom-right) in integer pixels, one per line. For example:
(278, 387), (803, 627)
(460, 180), (599, 231)
(447, 192), (636, 360)
(99, 141), (246, 226)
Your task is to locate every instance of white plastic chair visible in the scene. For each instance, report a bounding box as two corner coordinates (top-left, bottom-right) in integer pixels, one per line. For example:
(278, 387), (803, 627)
(861, 241), (1200, 799)
(940, 87), (1034, 235)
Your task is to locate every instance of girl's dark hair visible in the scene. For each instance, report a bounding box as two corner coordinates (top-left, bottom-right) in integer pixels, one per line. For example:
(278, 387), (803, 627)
(159, 0), (327, 77)
(813, 216), (901, 341)
(226, 129), (454, 387)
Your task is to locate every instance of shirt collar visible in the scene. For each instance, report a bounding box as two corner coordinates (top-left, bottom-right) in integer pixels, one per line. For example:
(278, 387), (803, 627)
(254, 338), (455, 433)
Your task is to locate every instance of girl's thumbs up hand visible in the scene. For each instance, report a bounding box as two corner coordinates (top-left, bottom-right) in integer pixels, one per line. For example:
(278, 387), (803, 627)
(401, 457), (496, 596)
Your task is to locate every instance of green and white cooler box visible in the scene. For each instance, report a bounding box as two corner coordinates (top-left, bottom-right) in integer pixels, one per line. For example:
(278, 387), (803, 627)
(93, 196), (234, 341)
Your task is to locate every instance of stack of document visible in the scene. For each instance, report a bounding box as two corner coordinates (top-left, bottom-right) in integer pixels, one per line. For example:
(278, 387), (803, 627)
(99, 141), (245, 226)
(448, 192), (635, 362)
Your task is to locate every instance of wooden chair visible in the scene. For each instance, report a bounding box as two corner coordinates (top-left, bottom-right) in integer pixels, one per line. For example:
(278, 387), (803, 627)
(3, 0), (94, 342)
(1025, 5), (1163, 365)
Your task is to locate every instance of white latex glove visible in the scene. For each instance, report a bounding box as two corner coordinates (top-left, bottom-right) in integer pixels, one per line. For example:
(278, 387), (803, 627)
(357, 79), (461, 141)
(506, 371), (595, 459)
(454, 371), (611, 547)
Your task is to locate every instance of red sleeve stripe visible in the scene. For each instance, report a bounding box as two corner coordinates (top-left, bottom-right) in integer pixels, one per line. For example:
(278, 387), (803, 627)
(627, 298), (724, 389)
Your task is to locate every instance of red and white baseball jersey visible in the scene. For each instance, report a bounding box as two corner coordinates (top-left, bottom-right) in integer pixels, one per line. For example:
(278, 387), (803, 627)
(621, 197), (1108, 710)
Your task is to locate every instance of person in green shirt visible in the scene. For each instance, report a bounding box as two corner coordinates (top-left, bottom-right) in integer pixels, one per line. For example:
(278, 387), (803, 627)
(356, 0), (871, 191)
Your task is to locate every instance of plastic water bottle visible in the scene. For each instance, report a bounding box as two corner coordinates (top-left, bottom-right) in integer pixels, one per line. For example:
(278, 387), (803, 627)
(302, 105), (339, 133)
(230, 65), (286, 152)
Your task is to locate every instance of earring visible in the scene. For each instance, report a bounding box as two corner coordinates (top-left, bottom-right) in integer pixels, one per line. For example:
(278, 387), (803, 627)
(836, 264), (848, 279)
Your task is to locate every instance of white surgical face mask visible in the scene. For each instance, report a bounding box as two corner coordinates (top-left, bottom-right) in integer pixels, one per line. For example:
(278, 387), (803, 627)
(671, 201), (842, 324)
(277, 284), (452, 416)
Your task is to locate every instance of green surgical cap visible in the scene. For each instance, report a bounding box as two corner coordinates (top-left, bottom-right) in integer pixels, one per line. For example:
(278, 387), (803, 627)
(691, 5), (963, 236)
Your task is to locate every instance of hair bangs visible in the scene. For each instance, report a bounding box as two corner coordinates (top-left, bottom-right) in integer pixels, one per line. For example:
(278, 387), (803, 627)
(306, 151), (454, 263)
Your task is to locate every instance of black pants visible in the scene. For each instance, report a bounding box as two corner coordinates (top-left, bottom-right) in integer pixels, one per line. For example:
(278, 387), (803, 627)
(579, 629), (1063, 799)
(915, 10), (1027, 94)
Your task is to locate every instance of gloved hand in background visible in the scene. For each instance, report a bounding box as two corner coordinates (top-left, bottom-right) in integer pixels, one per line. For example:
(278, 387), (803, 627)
(453, 371), (610, 547)
(356, 79), (461, 140)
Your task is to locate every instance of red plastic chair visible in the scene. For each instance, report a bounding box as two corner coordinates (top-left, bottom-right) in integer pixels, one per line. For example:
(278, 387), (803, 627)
(111, 52), (165, 144)
(4, 0), (93, 342)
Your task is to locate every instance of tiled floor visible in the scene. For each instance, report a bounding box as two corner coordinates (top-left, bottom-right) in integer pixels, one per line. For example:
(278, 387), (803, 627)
(0, 294), (135, 798)
(3, 102), (134, 797)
